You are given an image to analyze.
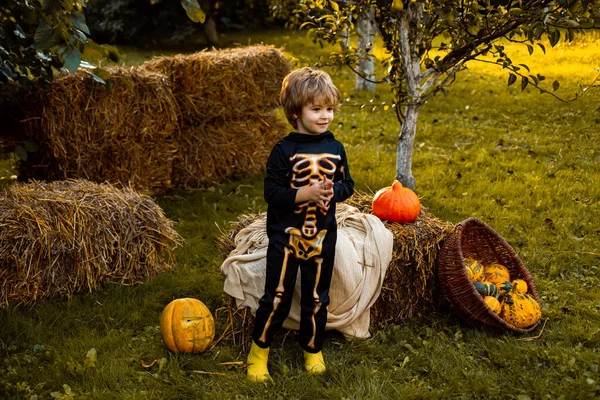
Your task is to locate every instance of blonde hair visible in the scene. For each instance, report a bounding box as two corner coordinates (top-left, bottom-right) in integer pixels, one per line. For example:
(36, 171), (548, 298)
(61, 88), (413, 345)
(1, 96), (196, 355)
(280, 67), (341, 129)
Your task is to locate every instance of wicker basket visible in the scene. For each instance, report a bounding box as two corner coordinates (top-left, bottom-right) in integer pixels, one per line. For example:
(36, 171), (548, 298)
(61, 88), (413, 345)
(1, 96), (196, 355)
(437, 217), (541, 333)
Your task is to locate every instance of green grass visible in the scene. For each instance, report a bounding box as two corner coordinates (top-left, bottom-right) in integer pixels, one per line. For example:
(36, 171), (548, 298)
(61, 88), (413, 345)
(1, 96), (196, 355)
(1, 29), (599, 399)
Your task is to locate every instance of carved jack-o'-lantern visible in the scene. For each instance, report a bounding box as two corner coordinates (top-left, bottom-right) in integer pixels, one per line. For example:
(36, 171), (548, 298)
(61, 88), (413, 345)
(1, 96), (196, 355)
(160, 298), (215, 353)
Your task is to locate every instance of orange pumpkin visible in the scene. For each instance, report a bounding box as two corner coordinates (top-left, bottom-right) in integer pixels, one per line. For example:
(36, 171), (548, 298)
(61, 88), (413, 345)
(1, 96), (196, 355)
(500, 292), (542, 328)
(372, 180), (421, 223)
(160, 298), (215, 353)
(483, 296), (501, 314)
(483, 263), (511, 287)
(511, 279), (528, 294)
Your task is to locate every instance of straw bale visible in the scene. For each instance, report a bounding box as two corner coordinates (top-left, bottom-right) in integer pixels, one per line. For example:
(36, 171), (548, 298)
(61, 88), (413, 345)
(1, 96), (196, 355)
(0, 179), (183, 309)
(139, 45), (292, 123)
(20, 68), (178, 195)
(347, 193), (453, 325)
(216, 192), (453, 341)
(172, 112), (288, 188)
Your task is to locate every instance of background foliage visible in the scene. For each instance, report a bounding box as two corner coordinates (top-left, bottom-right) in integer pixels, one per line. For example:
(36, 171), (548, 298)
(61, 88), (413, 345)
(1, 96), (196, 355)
(0, 0), (89, 122)
(84, 0), (288, 45)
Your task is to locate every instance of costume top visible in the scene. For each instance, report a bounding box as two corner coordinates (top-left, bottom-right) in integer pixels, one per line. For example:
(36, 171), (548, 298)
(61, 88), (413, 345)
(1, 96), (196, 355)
(264, 131), (354, 241)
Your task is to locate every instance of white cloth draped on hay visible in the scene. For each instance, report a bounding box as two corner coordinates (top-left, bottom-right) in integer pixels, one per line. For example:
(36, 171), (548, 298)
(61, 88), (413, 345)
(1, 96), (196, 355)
(220, 203), (394, 339)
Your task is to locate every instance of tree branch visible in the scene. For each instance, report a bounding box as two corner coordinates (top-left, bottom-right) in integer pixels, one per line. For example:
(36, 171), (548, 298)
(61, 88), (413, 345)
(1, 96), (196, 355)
(473, 58), (600, 103)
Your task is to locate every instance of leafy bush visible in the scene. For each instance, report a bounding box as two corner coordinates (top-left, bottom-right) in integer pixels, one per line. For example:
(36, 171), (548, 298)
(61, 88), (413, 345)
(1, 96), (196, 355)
(84, 0), (287, 45)
(1, 0), (91, 157)
(85, 0), (197, 44)
(0, 1), (89, 107)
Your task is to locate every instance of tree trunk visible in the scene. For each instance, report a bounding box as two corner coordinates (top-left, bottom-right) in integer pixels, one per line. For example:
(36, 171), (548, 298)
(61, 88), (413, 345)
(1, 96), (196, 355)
(395, 104), (419, 190)
(355, 6), (376, 91)
(395, 4), (424, 190)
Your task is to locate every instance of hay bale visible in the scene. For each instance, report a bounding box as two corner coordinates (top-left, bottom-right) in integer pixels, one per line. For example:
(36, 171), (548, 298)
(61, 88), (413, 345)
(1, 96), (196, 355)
(172, 112), (288, 188)
(216, 192), (453, 341)
(20, 68), (179, 195)
(140, 45), (292, 123)
(0, 179), (183, 308)
(347, 193), (453, 325)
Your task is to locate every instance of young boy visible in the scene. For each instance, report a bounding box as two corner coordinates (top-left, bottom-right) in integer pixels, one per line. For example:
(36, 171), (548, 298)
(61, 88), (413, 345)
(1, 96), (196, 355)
(247, 67), (354, 382)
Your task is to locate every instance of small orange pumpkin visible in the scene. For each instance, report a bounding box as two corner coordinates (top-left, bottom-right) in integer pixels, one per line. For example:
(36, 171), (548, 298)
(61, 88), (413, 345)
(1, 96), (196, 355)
(511, 279), (528, 294)
(483, 263), (511, 287)
(483, 296), (501, 314)
(160, 298), (215, 353)
(372, 180), (421, 223)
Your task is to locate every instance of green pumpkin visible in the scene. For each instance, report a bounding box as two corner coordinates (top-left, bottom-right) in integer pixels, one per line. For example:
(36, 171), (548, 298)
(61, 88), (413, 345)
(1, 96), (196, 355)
(473, 281), (499, 298)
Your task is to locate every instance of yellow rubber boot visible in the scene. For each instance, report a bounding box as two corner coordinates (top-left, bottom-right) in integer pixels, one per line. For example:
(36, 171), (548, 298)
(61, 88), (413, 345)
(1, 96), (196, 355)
(247, 342), (270, 382)
(304, 351), (326, 374)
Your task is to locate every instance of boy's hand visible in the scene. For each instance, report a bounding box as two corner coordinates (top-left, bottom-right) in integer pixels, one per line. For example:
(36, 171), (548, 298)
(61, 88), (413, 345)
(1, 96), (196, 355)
(295, 178), (334, 208)
(321, 177), (334, 201)
(312, 178), (334, 208)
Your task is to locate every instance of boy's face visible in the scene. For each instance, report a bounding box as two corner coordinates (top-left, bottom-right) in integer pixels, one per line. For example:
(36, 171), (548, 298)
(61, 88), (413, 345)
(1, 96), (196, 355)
(296, 100), (335, 136)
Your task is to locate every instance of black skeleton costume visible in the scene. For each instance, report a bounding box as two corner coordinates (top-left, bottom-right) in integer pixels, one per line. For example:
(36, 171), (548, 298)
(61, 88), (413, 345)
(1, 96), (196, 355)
(252, 131), (354, 353)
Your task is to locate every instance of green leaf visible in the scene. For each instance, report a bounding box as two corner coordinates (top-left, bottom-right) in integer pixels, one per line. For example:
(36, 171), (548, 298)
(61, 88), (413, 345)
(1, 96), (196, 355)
(529, 74), (538, 85)
(526, 44), (533, 55)
(552, 80), (560, 91)
(180, 0), (206, 23)
(34, 20), (61, 50)
(537, 43), (546, 54)
(73, 29), (87, 43)
(564, 20), (580, 28)
(519, 63), (530, 72)
(300, 21), (315, 30)
(549, 29), (560, 47)
(90, 73), (105, 84)
(507, 73), (517, 86)
(0, 62), (13, 80)
(521, 76), (529, 91)
(330, 0), (339, 11)
(69, 13), (90, 35)
(62, 46), (81, 73)
(15, 145), (27, 161)
(14, 24), (26, 39)
(579, 18), (594, 29)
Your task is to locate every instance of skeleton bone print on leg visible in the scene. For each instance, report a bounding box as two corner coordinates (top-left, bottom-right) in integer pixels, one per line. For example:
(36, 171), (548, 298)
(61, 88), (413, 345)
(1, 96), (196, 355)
(258, 153), (341, 348)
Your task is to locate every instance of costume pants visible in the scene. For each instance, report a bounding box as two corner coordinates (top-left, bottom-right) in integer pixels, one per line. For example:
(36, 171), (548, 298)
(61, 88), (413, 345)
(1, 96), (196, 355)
(252, 235), (335, 353)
